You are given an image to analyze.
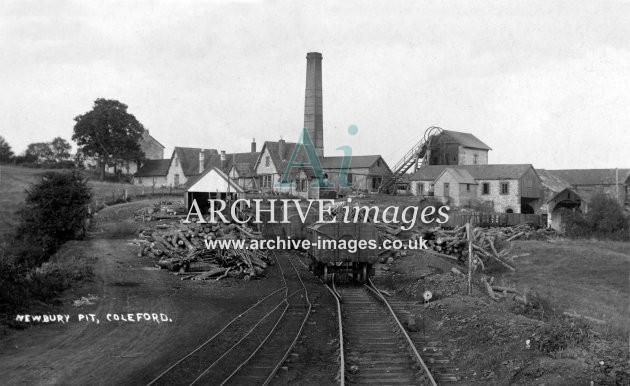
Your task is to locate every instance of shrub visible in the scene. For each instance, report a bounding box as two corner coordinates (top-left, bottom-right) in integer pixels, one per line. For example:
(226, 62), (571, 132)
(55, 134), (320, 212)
(560, 194), (628, 240)
(16, 170), (92, 257)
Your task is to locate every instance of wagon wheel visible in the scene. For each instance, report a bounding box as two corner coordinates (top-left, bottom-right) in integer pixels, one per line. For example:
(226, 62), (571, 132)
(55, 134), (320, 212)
(323, 265), (329, 283)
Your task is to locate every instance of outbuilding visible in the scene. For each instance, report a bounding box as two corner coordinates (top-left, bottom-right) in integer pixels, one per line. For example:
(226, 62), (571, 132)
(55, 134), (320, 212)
(185, 167), (244, 215)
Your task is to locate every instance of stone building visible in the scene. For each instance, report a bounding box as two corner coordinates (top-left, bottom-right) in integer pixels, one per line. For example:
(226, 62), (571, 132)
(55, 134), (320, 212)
(426, 130), (491, 166)
(409, 164), (542, 213)
(544, 169), (630, 208)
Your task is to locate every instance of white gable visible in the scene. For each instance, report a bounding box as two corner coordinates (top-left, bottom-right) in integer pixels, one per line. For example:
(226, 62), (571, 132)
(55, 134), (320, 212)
(187, 168), (244, 193)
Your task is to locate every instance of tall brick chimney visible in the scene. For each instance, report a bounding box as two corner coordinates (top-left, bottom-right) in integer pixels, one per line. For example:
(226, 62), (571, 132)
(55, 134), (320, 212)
(304, 52), (323, 157)
(220, 150), (226, 170)
(251, 138), (256, 153)
(199, 151), (204, 174)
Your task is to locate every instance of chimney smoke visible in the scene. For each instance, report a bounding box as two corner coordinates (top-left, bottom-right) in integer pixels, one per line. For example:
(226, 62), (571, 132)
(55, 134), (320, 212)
(304, 52), (323, 157)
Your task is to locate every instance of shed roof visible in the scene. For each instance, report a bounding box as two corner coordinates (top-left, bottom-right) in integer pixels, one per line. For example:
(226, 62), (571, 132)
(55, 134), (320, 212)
(410, 164), (535, 181)
(545, 169), (630, 186)
(187, 167), (244, 193)
(135, 159), (171, 177)
(537, 169), (572, 193)
(439, 130), (492, 150)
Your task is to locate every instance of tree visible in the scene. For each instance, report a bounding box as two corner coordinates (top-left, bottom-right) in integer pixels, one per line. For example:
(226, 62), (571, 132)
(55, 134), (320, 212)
(17, 170), (92, 260)
(25, 142), (55, 163)
(51, 137), (71, 162)
(72, 99), (146, 180)
(0, 136), (14, 163)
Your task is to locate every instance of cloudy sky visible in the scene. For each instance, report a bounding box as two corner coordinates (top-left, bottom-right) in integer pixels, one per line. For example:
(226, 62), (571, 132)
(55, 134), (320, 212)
(1, 0), (629, 169)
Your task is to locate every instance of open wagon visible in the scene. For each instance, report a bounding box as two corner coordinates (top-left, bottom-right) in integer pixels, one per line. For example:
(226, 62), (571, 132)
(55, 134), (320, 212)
(307, 222), (379, 283)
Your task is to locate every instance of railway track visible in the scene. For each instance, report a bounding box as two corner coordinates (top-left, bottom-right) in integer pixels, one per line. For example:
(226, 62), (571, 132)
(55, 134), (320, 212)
(330, 279), (437, 385)
(147, 251), (311, 386)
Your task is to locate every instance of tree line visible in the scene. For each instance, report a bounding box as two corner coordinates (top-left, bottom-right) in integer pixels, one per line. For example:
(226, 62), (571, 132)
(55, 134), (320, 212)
(1, 98), (146, 180)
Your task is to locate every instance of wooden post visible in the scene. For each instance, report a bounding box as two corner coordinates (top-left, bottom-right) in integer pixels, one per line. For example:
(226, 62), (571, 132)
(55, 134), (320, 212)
(466, 222), (473, 295)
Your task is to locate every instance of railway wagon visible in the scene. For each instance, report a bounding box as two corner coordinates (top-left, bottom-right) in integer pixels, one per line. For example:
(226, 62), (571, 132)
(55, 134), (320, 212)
(307, 222), (379, 282)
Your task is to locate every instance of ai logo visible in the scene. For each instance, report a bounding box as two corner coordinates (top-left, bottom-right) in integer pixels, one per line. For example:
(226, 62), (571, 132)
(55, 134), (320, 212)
(276, 125), (359, 189)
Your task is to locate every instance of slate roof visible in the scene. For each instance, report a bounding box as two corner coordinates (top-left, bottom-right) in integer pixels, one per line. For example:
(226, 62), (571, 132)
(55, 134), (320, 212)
(320, 155), (390, 171)
(537, 169), (572, 193)
(173, 147), (260, 177)
(545, 169), (630, 186)
(135, 159), (171, 177)
(438, 130), (492, 150)
(437, 168), (477, 184)
(410, 164), (535, 181)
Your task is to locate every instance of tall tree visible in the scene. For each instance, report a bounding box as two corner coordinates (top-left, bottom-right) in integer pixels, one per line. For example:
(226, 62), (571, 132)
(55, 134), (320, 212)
(0, 136), (13, 163)
(72, 99), (145, 180)
(25, 142), (54, 163)
(51, 137), (71, 162)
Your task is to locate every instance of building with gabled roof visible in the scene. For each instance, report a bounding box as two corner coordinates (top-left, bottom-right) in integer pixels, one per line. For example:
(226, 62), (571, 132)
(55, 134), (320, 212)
(544, 169), (630, 207)
(426, 129), (491, 166)
(409, 164), (542, 213)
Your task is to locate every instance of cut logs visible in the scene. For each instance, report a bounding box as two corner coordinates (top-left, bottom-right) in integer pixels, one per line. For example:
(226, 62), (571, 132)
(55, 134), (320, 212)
(134, 219), (271, 281)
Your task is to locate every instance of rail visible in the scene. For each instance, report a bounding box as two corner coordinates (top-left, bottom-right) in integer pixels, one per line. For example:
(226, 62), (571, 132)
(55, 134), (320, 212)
(366, 279), (437, 386)
(261, 254), (312, 386)
(324, 275), (345, 386)
(145, 286), (287, 386)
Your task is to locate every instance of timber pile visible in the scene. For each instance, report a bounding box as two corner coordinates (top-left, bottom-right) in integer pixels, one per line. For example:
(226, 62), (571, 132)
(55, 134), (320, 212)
(134, 201), (185, 222)
(416, 223), (555, 272)
(134, 221), (271, 281)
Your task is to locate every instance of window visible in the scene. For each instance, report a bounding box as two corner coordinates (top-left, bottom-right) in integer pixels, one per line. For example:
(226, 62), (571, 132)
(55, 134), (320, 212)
(377, 159), (381, 167)
(296, 178), (308, 192)
(262, 175), (272, 188)
(347, 173), (353, 183)
(174, 157), (179, 167)
(418, 183), (424, 193)
(482, 182), (490, 195)
(473, 154), (479, 165)
(372, 177), (382, 189)
(174, 174), (179, 186)
(501, 182), (509, 194)
(466, 184), (471, 192)
(265, 156), (270, 167)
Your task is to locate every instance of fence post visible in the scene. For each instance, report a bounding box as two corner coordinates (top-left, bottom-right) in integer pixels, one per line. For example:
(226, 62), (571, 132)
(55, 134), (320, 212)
(466, 222), (473, 295)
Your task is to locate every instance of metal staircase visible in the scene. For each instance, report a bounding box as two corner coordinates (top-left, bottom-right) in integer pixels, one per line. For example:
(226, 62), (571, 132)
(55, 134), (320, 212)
(380, 126), (443, 193)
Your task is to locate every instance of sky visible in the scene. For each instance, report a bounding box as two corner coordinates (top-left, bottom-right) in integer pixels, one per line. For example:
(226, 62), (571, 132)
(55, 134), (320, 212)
(1, 0), (629, 169)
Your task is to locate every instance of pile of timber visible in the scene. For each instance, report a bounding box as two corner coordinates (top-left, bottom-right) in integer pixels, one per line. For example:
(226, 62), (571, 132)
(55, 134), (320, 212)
(134, 201), (185, 222)
(416, 224), (555, 272)
(134, 221), (271, 281)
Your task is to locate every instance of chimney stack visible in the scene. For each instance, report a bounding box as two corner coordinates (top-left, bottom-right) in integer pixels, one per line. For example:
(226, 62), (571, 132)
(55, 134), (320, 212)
(251, 138), (256, 153)
(279, 138), (285, 160)
(199, 151), (205, 174)
(220, 150), (226, 170)
(304, 52), (323, 157)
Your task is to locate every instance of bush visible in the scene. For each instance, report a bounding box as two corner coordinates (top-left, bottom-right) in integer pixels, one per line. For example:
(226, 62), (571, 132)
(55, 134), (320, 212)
(560, 194), (628, 240)
(16, 170), (92, 258)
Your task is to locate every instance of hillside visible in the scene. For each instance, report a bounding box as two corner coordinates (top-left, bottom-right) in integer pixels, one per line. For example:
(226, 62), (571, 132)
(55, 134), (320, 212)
(0, 165), (169, 240)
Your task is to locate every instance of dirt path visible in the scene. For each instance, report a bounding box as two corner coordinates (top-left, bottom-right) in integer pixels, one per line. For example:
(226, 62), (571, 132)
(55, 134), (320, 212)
(0, 222), (282, 385)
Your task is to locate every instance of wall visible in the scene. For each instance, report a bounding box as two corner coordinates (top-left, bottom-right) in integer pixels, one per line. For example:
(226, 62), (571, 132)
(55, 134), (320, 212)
(141, 133), (165, 160)
(476, 179), (520, 213)
(410, 180), (434, 196)
(519, 167), (542, 198)
(166, 153), (186, 187)
(133, 175), (168, 188)
(458, 147), (488, 165)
